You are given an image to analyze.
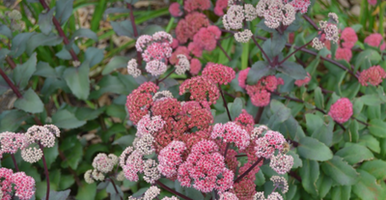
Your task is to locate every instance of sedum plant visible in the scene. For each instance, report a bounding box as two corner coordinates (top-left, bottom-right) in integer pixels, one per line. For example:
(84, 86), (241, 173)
(0, 0), (386, 199)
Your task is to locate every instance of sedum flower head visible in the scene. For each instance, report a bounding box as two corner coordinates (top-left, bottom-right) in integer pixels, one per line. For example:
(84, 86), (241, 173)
(364, 33), (386, 51)
(328, 97), (353, 123)
(269, 153), (294, 174)
(21, 146), (43, 163)
(223, 5), (245, 30)
(158, 141), (186, 178)
(270, 176), (288, 194)
(219, 192), (239, 200)
(235, 30), (253, 43)
(92, 153), (118, 173)
(358, 65), (386, 86)
(179, 76), (220, 105)
(175, 54), (190, 75)
(127, 59), (141, 78)
(202, 62), (236, 85)
(211, 122), (251, 150)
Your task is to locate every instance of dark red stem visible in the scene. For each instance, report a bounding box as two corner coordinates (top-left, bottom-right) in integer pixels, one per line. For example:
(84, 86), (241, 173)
(39, 143), (50, 200)
(109, 178), (123, 200)
(155, 180), (193, 200)
(234, 157), (264, 183)
(251, 36), (272, 65)
(303, 14), (319, 30)
(254, 107), (265, 124)
(127, 3), (142, 66)
(11, 154), (19, 172)
(217, 42), (231, 61)
(38, 0), (79, 61)
(159, 68), (176, 83)
(279, 39), (313, 65)
(0, 67), (22, 98)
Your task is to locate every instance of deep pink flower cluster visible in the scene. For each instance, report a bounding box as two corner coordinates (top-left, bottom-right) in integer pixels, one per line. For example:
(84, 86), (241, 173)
(0, 168), (35, 200)
(184, 0), (211, 12)
(368, 0), (377, 5)
(233, 161), (262, 200)
(335, 47), (352, 62)
(179, 76), (220, 105)
(341, 27), (358, 49)
(126, 82), (159, 124)
(169, 2), (183, 17)
(328, 98), (353, 123)
(255, 130), (287, 159)
(214, 0), (228, 16)
(190, 26), (222, 57)
(202, 62), (236, 85)
(151, 98), (182, 119)
(169, 46), (190, 65)
(234, 109), (255, 133)
(178, 140), (234, 193)
(283, 0), (311, 13)
(158, 141), (186, 178)
(238, 68), (250, 89)
(245, 76), (284, 107)
(364, 33), (386, 51)
(190, 58), (202, 75)
(358, 65), (386, 86)
(294, 72), (311, 87)
(176, 12), (209, 44)
(211, 122), (251, 150)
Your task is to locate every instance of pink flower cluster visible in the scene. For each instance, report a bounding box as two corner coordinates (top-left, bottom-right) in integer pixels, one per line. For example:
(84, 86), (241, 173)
(255, 130), (287, 159)
(211, 122), (251, 150)
(190, 26), (222, 57)
(119, 147), (144, 182)
(269, 153), (294, 174)
(334, 27), (357, 62)
(234, 109), (255, 133)
(214, 0), (228, 16)
(126, 82), (159, 124)
(137, 114), (166, 137)
(364, 33), (386, 51)
(294, 72), (311, 87)
(176, 12), (209, 44)
(358, 65), (386, 86)
(158, 141), (186, 178)
(0, 168), (35, 200)
(179, 76), (220, 105)
(368, 0), (377, 5)
(178, 140), (234, 193)
(283, 0), (311, 13)
(328, 97), (353, 123)
(245, 76), (284, 107)
(184, 0), (211, 12)
(169, 2), (183, 17)
(202, 62), (236, 85)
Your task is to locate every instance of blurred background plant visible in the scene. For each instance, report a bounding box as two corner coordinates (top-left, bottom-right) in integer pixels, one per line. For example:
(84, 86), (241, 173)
(0, 0), (385, 199)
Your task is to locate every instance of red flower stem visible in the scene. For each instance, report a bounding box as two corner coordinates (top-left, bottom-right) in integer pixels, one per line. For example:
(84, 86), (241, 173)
(38, 0), (79, 62)
(155, 180), (193, 200)
(11, 154), (19, 172)
(159, 68), (176, 83)
(289, 170), (302, 182)
(218, 83), (232, 121)
(109, 178), (123, 200)
(251, 36), (272, 65)
(254, 107), (265, 124)
(254, 35), (359, 78)
(351, 116), (369, 126)
(6, 57), (16, 69)
(234, 157), (264, 183)
(39, 143), (50, 200)
(0, 67), (22, 98)
(278, 39), (313, 65)
(303, 14), (319, 30)
(217, 42), (231, 61)
(127, 3), (142, 66)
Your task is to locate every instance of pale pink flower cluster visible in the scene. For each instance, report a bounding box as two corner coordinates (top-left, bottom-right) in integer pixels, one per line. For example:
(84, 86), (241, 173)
(202, 62), (236, 85)
(220, 192), (239, 200)
(136, 114), (165, 137)
(283, 0), (311, 13)
(0, 168), (35, 200)
(271, 176), (289, 193)
(223, 5), (244, 30)
(158, 141), (186, 178)
(175, 54), (190, 75)
(119, 147), (144, 182)
(294, 72), (311, 87)
(328, 97), (353, 123)
(269, 153), (294, 174)
(178, 140), (234, 193)
(235, 29), (253, 43)
(256, 0), (296, 29)
(92, 153), (118, 173)
(136, 31), (173, 76)
(211, 122), (251, 150)
(267, 192), (284, 200)
(358, 65), (386, 86)
(364, 33), (386, 51)
(255, 130), (286, 159)
(134, 134), (156, 155)
(313, 13), (340, 50)
(127, 59), (141, 78)
(0, 132), (27, 158)
(143, 159), (161, 184)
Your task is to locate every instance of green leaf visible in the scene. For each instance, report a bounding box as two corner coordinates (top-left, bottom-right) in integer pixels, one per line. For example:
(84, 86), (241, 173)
(352, 170), (384, 200)
(14, 88), (44, 113)
(311, 125), (333, 147)
(369, 119), (386, 138)
(58, 175), (74, 190)
(298, 137), (333, 161)
(336, 143), (374, 165)
(13, 52), (37, 89)
(268, 100), (291, 123)
(40, 143), (59, 169)
(102, 56), (131, 75)
(113, 135), (135, 147)
(106, 104), (127, 121)
(367, 104), (381, 120)
(305, 113), (323, 134)
(315, 173), (333, 198)
(355, 49), (382, 70)
(359, 134), (380, 153)
(34, 61), (57, 78)
(0, 110), (29, 132)
(75, 107), (105, 121)
(0, 24), (12, 38)
(76, 182), (96, 200)
(56, 48), (72, 60)
(85, 47), (104, 67)
(287, 150), (302, 168)
(71, 28), (98, 42)
(314, 87), (324, 109)
(321, 156), (359, 186)
(271, 32), (286, 56)
(26, 33), (63, 55)
(110, 20), (135, 37)
(55, 0), (74, 25)
(52, 109), (86, 129)
(230, 98), (243, 120)
(246, 61), (272, 85)
(299, 159), (319, 195)
(140, 24), (165, 35)
(63, 62), (90, 100)
(38, 9), (55, 35)
(11, 32), (34, 57)
(360, 160), (386, 179)
(277, 61), (308, 80)
(358, 94), (386, 106)
(42, 189), (70, 200)
(89, 75), (126, 99)
(331, 186), (351, 200)
(60, 136), (83, 169)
